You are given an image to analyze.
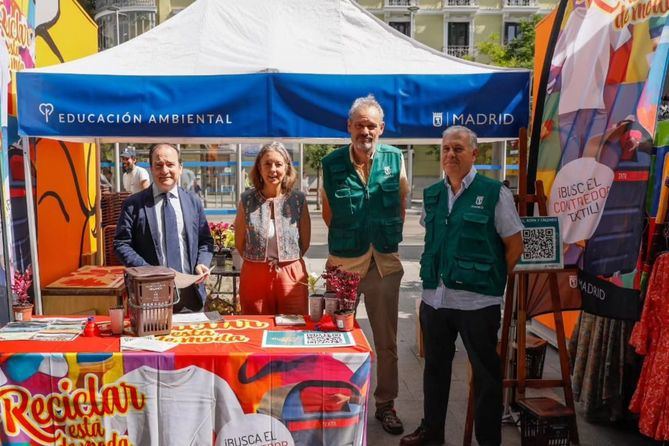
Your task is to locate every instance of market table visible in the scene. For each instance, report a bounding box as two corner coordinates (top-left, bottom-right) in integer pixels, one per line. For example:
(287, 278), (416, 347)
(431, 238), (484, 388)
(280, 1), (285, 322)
(41, 265), (126, 315)
(0, 315), (372, 446)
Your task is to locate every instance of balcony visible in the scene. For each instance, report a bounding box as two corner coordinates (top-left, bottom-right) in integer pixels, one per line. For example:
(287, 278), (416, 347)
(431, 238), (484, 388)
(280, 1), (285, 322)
(504, 0), (538, 7)
(95, 0), (156, 15)
(446, 0), (479, 6)
(446, 45), (473, 58)
(386, 0), (411, 7)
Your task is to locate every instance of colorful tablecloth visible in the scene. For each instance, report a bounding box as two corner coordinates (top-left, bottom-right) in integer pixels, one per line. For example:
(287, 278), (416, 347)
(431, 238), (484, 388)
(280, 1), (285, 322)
(0, 316), (372, 446)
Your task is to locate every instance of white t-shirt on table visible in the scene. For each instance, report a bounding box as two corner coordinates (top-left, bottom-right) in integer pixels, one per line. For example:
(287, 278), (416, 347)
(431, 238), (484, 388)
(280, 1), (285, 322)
(104, 365), (244, 446)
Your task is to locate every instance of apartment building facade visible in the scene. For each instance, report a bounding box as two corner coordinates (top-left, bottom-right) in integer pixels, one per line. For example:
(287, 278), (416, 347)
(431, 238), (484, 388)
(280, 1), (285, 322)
(359, 0), (555, 61)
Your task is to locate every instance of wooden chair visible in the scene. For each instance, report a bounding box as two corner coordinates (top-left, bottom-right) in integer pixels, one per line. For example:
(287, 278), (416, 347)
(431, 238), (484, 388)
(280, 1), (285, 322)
(103, 225), (122, 266)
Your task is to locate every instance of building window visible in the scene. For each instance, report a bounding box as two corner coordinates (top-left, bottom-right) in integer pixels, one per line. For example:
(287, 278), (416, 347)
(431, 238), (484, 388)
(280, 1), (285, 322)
(505, 0), (536, 5)
(504, 22), (521, 44)
(387, 0), (410, 5)
(446, 0), (477, 5)
(389, 21), (411, 37)
(447, 22), (470, 57)
(95, 1), (157, 51)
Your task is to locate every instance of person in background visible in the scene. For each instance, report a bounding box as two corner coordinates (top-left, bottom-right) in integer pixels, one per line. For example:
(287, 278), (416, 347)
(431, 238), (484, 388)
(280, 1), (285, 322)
(181, 167), (196, 192)
(400, 126), (523, 446)
(115, 143), (213, 312)
(321, 94), (409, 435)
(234, 141), (311, 315)
(121, 146), (150, 194)
(100, 163), (113, 192)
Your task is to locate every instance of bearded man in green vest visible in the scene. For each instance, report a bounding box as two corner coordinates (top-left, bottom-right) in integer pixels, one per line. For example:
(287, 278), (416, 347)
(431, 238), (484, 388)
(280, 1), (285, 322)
(401, 126), (523, 446)
(321, 94), (409, 435)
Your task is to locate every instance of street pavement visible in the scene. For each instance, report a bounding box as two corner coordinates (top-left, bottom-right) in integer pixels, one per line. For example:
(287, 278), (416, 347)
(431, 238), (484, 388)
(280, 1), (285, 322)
(211, 203), (657, 446)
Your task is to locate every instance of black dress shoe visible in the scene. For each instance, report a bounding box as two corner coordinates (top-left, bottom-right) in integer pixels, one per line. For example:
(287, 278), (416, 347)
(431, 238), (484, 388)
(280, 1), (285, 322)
(399, 423), (444, 446)
(375, 406), (404, 435)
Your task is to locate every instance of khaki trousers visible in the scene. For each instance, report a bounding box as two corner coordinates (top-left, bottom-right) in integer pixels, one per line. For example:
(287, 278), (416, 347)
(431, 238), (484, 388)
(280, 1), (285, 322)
(358, 262), (403, 409)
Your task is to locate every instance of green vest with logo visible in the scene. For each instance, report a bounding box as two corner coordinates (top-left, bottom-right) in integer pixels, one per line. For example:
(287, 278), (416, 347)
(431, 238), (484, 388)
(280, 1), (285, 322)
(322, 144), (403, 257)
(420, 174), (508, 296)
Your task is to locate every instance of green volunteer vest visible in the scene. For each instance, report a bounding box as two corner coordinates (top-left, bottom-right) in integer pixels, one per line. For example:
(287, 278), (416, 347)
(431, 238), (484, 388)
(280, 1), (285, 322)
(322, 144), (403, 257)
(420, 174), (508, 296)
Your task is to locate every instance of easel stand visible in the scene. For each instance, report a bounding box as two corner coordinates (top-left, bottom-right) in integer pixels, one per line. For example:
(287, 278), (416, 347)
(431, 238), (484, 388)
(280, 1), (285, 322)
(462, 129), (579, 445)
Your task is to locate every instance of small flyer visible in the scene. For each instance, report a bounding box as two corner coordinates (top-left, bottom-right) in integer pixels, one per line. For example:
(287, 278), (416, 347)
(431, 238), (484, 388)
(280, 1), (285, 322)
(261, 330), (356, 348)
(274, 314), (306, 326)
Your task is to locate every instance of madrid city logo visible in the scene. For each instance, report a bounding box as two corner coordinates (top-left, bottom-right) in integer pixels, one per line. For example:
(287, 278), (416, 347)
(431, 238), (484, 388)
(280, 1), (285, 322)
(432, 111), (515, 127)
(39, 103), (54, 122)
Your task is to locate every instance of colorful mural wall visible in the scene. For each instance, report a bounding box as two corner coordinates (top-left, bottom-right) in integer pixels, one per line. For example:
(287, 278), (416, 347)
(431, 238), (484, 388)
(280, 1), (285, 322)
(530, 0), (669, 321)
(34, 0), (97, 288)
(0, 0), (36, 321)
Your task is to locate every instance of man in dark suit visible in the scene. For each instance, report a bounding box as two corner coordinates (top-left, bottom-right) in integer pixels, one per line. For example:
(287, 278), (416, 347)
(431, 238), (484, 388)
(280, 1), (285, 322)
(114, 143), (213, 312)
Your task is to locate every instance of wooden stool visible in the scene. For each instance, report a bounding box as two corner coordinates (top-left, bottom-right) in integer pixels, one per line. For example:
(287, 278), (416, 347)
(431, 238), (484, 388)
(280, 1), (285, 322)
(517, 397), (574, 446)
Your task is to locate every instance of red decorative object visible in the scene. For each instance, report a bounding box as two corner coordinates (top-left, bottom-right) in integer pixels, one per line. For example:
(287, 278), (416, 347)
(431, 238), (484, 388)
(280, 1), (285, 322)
(83, 317), (98, 337)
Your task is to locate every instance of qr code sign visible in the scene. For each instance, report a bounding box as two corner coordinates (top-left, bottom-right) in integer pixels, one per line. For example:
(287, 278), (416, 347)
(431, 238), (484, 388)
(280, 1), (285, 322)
(304, 332), (346, 345)
(521, 227), (556, 262)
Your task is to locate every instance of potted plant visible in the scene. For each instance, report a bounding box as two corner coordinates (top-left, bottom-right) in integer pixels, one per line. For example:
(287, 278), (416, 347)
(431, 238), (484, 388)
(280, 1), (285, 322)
(306, 272), (324, 322)
(209, 222), (237, 267)
(323, 265), (360, 331)
(12, 265), (33, 321)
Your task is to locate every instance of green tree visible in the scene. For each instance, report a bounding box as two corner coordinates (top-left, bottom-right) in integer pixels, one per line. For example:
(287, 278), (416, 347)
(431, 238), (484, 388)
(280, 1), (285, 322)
(304, 144), (336, 210)
(477, 16), (540, 69)
(76, 0), (96, 19)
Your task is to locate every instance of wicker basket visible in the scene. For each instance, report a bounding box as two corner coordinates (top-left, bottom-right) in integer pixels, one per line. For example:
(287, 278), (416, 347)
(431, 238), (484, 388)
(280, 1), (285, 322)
(518, 397), (573, 446)
(125, 266), (178, 336)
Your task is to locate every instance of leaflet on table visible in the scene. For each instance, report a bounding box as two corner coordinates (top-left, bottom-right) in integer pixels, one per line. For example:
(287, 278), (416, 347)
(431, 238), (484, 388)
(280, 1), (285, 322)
(261, 330), (356, 348)
(32, 332), (80, 342)
(0, 331), (38, 340)
(274, 314), (306, 326)
(0, 321), (49, 332)
(172, 311), (224, 326)
(0, 319), (86, 341)
(120, 336), (179, 352)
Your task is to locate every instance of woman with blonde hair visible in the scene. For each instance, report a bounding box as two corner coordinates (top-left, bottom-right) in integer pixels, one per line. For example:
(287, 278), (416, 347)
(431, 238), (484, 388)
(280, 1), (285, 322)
(234, 142), (311, 314)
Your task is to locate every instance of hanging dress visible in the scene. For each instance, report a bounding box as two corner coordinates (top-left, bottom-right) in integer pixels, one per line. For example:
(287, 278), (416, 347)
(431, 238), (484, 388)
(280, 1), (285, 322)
(629, 252), (669, 440)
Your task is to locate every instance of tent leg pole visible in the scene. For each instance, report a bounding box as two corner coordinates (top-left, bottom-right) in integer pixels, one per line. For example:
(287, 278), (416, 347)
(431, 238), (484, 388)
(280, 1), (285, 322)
(114, 142), (121, 192)
(236, 143), (242, 206)
(502, 140), (508, 184)
(0, 127), (13, 321)
(95, 139), (103, 266)
(407, 144), (413, 209)
(22, 137), (42, 315)
(299, 143), (304, 194)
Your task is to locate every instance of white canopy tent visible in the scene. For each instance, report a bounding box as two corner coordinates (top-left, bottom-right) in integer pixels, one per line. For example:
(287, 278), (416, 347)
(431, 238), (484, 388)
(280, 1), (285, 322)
(16, 0), (530, 312)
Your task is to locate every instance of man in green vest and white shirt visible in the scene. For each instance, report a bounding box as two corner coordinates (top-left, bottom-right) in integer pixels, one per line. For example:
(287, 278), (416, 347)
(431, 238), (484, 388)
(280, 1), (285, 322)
(321, 95), (409, 435)
(401, 126), (523, 446)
